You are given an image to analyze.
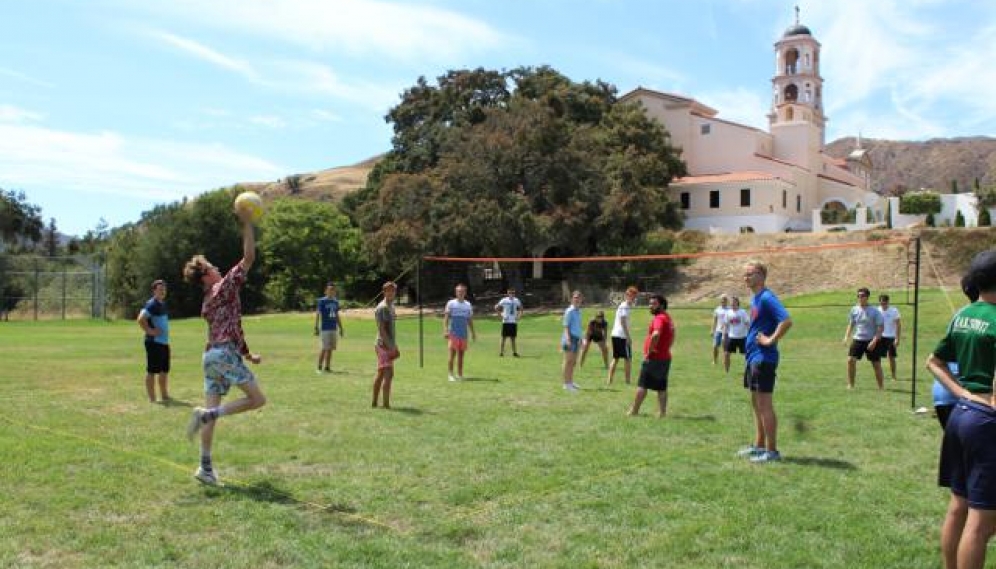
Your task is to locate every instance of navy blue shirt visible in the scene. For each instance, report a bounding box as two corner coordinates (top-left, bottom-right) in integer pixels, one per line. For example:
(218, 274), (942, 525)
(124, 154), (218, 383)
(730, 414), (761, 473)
(141, 298), (169, 345)
(317, 296), (340, 331)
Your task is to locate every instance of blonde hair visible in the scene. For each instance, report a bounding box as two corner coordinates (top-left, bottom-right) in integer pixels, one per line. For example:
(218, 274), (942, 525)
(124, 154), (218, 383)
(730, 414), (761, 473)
(182, 255), (211, 285)
(745, 260), (768, 279)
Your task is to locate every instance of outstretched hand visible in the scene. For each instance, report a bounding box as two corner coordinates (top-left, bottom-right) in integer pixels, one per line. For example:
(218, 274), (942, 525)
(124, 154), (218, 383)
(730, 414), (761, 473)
(248, 353), (262, 364)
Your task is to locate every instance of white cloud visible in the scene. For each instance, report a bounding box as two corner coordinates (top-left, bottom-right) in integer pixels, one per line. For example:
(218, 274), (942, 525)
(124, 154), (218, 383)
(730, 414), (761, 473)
(127, 0), (510, 63)
(697, 87), (769, 131)
(249, 115), (287, 129)
(0, 104), (45, 123)
(0, 122), (284, 201)
(312, 109), (343, 123)
(0, 67), (55, 89)
(151, 31), (258, 80)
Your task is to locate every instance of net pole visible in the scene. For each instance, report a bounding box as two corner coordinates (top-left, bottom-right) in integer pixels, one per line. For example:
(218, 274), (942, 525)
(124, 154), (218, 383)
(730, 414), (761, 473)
(911, 236), (921, 410)
(418, 257), (424, 369)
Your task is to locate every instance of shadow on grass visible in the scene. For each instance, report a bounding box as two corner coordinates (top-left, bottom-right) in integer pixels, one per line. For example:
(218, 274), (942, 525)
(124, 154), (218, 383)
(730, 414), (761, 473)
(211, 479), (298, 504)
(160, 398), (193, 409)
(459, 377), (500, 383)
(780, 456), (857, 470)
(389, 406), (425, 415)
(670, 414), (718, 422)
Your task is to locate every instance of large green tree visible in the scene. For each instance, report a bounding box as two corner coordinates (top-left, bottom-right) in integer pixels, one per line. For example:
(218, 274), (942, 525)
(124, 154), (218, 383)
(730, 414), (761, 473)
(0, 189), (43, 247)
(345, 66), (685, 273)
(258, 198), (364, 311)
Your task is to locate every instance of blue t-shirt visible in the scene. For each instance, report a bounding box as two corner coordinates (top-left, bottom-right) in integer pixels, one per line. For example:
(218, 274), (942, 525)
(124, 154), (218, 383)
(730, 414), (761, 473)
(563, 305), (583, 340)
(317, 296), (340, 331)
(141, 297), (169, 345)
(746, 288), (789, 365)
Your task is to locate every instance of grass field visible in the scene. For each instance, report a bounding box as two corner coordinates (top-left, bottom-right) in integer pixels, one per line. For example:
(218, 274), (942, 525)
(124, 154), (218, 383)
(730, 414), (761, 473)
(0, 287), (969, 568)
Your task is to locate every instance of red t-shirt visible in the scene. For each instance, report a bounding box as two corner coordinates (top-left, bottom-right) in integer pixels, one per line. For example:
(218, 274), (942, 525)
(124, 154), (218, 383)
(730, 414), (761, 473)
(643, 312), (674, 361)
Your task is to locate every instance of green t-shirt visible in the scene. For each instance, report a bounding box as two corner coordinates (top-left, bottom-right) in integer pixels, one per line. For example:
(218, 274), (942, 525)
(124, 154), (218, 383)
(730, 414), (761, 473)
(933, 301), (996, 393)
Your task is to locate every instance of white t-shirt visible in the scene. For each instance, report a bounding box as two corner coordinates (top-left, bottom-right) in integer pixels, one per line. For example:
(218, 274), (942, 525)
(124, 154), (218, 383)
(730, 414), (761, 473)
(611, 300), (632, 339)
(444, 299), (473, 339)
(723, 308), (750, 339)
(879, 305), (901, 338)
(496, 296), (522, 324)
(713, 305), (728, 333)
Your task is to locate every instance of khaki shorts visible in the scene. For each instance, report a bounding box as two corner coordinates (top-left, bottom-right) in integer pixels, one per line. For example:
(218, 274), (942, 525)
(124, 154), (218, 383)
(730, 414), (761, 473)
(320, 330), (338, 350)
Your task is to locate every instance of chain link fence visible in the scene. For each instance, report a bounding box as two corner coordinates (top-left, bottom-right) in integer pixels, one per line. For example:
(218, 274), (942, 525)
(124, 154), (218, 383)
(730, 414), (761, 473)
(0, 255), (106, 320)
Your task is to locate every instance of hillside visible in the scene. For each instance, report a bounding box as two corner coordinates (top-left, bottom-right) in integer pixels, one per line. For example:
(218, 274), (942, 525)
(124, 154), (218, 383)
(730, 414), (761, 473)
(243, 137), (996, 205)
(824, 136), (996, 194)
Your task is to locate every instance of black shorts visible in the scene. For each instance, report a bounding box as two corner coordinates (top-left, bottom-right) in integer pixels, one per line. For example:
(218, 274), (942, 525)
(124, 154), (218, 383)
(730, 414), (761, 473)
(939, 399), (996, 508)
(724, 337), (746, 354)
(501, 322), (518, 338)
(849, 339), (883, 362)
(638, 359), (671, 391)
(880, 337), (897, 358)
(743, 361), (777, 393)
(587, 332), (605, 343)
(145, 341), (170, 374)
(611, 337), (631, 360)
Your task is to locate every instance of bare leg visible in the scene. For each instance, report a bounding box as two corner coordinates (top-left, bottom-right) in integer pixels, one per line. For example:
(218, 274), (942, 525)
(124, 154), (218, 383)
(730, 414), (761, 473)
(629, 387), (647, 415)
(958, 507), (996, 569)
(941, 494), (968, 569)
(372, 370), (384, 407)
(847, 357), (857, 389)
(889, 355), (897, 380)
(755, 392), (777, 451)
(624, 358), (632, 384)
(448, 348), (457, 376)
(511, 337), (518, 355)
(749, 392), (766, 449)
(457, 350), (465, 377)
(871, 361), (885, 390)
(607, 359), (618, 384)
(657, 390), (668, 418)
(145, 373), (156, 402)
(381, 369), (394, 409)
(199, 393), (223, 455)
(723, 352), (731, 374)
(563, 351), (578, 384)
(579, 340), (590, 368)
(599, 342), (609, 369)
(158, 373), (170, 401)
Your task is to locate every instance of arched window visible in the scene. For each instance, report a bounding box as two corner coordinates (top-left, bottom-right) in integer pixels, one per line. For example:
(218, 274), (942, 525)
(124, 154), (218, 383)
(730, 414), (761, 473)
(784, 84), (798, 102)
(785, 49), (799, 74)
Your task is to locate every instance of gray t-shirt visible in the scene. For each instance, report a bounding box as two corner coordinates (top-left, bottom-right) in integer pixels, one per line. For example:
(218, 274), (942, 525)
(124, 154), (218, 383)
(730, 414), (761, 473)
(375, 300), (396, 349)
(849, 305), (883, 341)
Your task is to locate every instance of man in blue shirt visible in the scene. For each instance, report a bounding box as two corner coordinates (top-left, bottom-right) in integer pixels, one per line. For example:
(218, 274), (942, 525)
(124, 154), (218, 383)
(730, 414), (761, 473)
(739, 261), (792, 463)
(137, 279), (170, 403)
(314, 282), (345, 373)
(561, 290), (584, 392)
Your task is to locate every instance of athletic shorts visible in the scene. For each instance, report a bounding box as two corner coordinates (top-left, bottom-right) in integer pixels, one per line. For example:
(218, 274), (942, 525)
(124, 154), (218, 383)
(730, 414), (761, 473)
(320, 330), (338, 350)
(611, 337), (631, 360)
(502, 322), (518, 338)
(448, 336), (468, 352)
(375, 344), (398, 370)
(880, 337), (897, 358)
(849, 339), (883, 361)
(145, 341), (170, 374)
(203, 344), (255, 396)
(638, 359), (671, 391)
(713, 331), (724, 347)
(939, 399), (996, 509)
(587, 332), (605, 343)
(562, 335), (581, 353)
(724, 337), (746, 354)
(743, 361), (777, 393)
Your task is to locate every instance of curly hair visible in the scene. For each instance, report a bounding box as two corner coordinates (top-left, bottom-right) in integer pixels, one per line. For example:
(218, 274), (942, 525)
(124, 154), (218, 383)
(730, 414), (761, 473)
(182, 255), (211, 285)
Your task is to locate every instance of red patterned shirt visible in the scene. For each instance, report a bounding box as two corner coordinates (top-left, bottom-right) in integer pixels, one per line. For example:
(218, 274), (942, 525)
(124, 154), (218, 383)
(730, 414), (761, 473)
(202, 262), (249, 355)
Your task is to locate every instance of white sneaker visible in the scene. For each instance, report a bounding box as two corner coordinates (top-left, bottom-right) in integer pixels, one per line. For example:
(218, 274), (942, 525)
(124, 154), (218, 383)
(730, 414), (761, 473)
(571, 382), (581, 390)
(194, 466), (220, 486)
(563, 383), (579, 392)
(186, 407), (206, 441)
(448, 374), (458, 382)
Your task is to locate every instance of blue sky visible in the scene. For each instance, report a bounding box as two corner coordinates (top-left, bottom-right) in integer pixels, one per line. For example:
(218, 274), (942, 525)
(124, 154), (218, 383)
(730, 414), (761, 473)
(3, 0), (995, 236)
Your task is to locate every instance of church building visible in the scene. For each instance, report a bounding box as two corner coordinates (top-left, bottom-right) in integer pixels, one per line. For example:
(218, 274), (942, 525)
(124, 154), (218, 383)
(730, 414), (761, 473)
(619, 12), (879, 234)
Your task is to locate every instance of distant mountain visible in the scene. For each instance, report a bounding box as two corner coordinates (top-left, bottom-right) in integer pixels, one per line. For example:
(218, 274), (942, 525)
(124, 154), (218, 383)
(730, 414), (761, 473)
(825, 136), (996, 195)
(244, 137), (996, 204)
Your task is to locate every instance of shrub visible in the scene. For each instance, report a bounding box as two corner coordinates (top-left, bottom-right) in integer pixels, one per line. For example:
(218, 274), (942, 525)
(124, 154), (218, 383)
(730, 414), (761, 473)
(899, 191), (942, 215)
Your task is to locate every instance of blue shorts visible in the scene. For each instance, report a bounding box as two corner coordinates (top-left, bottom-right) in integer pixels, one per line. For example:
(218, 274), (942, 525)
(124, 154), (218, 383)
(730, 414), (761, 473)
(713, 332), (723, 347)
(202, 344), (256, 396)
(939, 399), (996, 509)
(743, 361), (777, 393)
(562, 336), (581, 353)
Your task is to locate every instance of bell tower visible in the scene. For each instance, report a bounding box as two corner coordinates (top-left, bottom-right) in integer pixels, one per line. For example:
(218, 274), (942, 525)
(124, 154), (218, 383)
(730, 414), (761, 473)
(768, 7), (826, 163)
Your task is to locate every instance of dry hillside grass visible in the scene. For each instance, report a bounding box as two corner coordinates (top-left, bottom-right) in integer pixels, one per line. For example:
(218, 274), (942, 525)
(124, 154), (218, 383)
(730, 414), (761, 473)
(239, 155), (381, 203)
(667, 228), (996, 304)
